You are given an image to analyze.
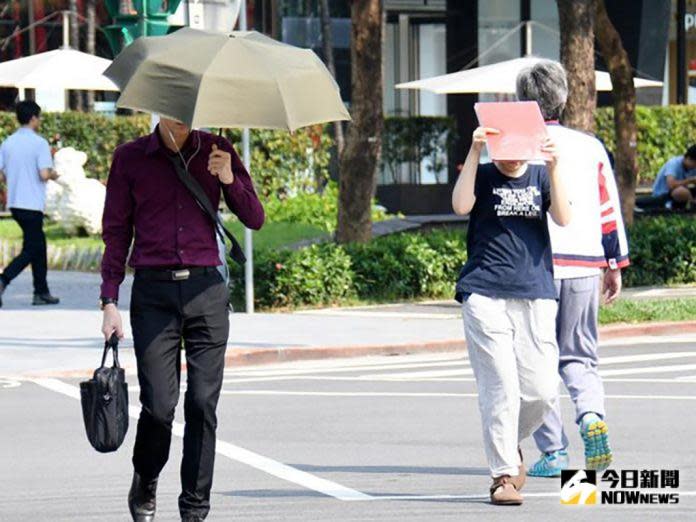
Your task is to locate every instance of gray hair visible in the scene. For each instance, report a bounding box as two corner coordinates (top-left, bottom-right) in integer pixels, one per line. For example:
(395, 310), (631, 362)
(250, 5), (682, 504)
(516, 60), (568, 121)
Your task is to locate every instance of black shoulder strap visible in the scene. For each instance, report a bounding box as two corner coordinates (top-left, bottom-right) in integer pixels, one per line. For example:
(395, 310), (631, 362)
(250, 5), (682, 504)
(166, 154), (246, 266)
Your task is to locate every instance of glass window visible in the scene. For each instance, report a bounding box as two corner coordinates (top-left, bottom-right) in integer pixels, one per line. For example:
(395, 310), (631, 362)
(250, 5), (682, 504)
(531, 0), (560, 60)
(478, 0), (521, 66)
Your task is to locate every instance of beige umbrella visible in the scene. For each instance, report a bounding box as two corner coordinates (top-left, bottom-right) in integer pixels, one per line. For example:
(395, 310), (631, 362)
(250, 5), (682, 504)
(104, 27), (350, 131)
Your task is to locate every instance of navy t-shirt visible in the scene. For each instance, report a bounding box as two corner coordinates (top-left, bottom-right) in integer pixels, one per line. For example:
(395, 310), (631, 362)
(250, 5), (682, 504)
(455, 163), (556, 302)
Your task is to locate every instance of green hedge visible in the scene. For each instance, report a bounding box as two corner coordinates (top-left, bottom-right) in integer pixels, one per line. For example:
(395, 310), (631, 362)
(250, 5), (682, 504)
(0, 111), (151, 182)
(595, 105), (696, 184)
(232, 215), (696, 310)
(230, 229), (468, 309)
(0, 112), (332, 198)
(623, 215), (696, 287)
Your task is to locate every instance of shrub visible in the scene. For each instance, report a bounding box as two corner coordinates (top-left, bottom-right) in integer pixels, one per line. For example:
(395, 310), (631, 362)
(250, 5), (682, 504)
(382, 116), (457, 184)
(263, 182), (389, 233)
(346, 231), (466, 300)
(0, 112), (334, 199)
(595, 105), (696, 184)
(623, 215), (696, 287)
(231, 229), (468, 310)
(232, 242), (356, 309)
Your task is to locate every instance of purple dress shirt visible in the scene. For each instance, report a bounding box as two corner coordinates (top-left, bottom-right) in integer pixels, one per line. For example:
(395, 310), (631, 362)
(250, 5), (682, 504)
(100, 127), (265, 300)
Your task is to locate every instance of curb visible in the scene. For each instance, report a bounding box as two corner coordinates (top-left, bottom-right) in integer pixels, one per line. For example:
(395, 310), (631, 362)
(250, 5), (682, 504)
(22, 320), (696, 379)
(221, 320), (696, 368)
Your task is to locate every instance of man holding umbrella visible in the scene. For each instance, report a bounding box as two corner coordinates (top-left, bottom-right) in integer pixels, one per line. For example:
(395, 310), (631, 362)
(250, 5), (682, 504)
(100, 27), (347, 521)
(100, 117), (264, 521)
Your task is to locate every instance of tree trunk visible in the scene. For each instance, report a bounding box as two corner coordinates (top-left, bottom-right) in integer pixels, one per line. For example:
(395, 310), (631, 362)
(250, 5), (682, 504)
(595, 0), (637, 225)
(319, 0), (345, 155)
(557, 0), (595, 132)
(336, 0), (383, 244)
(69, 0), (83, 111)
(86, 0), (96, 112)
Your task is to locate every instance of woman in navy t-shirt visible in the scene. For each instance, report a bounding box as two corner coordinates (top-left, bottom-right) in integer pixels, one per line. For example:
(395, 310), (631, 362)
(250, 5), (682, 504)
(452, 126), (571, 505)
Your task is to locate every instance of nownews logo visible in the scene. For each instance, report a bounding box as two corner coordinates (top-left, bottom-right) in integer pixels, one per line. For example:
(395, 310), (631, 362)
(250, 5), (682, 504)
(561, 469), (680, 506)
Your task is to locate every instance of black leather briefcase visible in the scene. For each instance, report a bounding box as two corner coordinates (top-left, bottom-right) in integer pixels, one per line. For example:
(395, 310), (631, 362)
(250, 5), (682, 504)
(79, 334), (129, 453)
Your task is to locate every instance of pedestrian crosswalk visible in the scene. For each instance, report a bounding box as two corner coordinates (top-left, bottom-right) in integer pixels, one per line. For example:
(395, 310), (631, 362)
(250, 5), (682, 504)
(219, 346), (696, 385)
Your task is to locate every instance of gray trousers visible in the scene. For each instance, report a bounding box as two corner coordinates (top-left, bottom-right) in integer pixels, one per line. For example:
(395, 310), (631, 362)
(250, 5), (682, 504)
(462, 294), (559, 476)
(532, 275), (605, 453)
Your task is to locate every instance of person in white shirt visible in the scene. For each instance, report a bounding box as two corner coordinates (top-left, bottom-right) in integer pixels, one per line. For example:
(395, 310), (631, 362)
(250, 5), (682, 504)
(0, 101), (60, 307)
(515, 60), (630, 477)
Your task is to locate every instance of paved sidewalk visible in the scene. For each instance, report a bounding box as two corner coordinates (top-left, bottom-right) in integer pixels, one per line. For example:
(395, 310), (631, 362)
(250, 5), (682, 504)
(1, 270), (695, 377)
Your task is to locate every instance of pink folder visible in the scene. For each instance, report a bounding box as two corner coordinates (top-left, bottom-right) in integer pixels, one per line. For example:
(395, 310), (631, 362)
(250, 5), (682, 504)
(474, 101), (550, 161)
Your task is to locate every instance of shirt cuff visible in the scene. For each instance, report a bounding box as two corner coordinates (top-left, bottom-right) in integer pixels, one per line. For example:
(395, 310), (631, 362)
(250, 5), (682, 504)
(607, 257), (630, 270)
(100, 280), (120, 301)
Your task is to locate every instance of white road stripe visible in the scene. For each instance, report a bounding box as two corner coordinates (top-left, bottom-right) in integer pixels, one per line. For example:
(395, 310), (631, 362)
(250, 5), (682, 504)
(365, 368), (474, 380)
(224, 358), (470, 378)
(601, 364), (696, 377)
(219, 390), (696, 400)
(32, 378), (372, 501)
(599, 352), (696, 364)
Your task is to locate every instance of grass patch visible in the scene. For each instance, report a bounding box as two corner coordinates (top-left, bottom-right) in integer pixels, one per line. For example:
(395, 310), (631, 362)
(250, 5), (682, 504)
(225, 220), (327, 251)
(1, 217), (326, 252)
(599, 298), (696, 325)
(0, 218), (102, 248)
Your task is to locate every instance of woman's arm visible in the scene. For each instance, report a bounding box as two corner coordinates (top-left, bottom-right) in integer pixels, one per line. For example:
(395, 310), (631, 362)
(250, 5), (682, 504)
(452, 127), (499, 215)
(542, 137), (572, 226)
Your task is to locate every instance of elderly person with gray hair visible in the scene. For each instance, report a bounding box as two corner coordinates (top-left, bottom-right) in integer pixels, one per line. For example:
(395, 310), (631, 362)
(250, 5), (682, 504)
(515, 60), (630, 477)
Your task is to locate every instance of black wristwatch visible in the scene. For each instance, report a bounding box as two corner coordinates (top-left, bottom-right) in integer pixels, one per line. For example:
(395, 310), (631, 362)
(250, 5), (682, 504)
(99, 297), (118, 310)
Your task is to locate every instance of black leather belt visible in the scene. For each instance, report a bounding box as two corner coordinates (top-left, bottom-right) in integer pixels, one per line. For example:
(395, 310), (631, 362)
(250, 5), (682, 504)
(135, 266), (216, 281)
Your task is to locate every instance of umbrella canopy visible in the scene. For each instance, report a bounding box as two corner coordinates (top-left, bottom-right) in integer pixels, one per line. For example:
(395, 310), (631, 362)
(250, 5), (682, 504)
(105, 27), (350, 131)
(396, 57), (663, 94)
(0, 49), (118, 91)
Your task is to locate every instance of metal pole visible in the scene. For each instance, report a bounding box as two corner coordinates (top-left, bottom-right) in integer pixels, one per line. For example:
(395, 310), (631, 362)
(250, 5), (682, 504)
(62, 11), (70, 49)
(28, 0), (35, 54)
(239, 0), (254, 313)
(140, 0), (149, 37)
(676, 0), (687, 104)
(524, 21), (532, 57)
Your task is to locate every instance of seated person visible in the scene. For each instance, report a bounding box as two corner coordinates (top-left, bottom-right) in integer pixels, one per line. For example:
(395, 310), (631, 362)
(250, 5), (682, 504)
(651, 145), (696, 208)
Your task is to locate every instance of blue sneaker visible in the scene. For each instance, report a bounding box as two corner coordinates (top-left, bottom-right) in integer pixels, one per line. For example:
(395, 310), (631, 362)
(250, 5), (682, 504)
(528, 450), (569, 478)
(580, 413), (613, 471)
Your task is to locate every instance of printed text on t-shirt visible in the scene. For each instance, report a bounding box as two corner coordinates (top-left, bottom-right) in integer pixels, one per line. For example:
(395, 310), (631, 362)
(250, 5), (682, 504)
(493, 186), (541, 218)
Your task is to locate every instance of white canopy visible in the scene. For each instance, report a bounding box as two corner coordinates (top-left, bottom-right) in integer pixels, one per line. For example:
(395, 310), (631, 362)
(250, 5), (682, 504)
(0, 49), (118, 91)
(396, 57), (663, 94)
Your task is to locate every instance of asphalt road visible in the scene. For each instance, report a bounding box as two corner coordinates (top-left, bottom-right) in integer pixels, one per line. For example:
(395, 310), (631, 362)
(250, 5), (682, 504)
(1, 335), (695, 521)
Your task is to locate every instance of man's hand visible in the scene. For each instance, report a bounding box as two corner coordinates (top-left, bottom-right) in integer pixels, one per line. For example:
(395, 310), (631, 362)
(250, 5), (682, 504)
(208, 144), (234, 185)
(101, 304), (124, 340)
(602, 268), (622, 305)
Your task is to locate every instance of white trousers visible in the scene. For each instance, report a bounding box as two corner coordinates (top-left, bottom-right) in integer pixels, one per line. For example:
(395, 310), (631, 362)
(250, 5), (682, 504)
(462, 293), (560, 477)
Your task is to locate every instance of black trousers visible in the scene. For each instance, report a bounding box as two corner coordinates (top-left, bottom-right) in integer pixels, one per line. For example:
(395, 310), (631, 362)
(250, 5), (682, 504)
(130, 269), (229, 519)
(1, 208), (49, 294)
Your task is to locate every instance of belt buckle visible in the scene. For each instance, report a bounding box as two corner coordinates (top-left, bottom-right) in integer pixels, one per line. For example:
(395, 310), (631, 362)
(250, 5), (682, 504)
(172, 269), (190, 281)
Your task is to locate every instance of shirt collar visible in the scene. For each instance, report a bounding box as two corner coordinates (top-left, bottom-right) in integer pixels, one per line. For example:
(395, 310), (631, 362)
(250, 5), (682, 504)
(146, 124), (197, 156)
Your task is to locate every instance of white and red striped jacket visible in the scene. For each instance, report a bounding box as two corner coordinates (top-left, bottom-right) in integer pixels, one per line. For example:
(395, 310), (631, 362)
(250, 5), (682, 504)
(545, 123), (630, 280)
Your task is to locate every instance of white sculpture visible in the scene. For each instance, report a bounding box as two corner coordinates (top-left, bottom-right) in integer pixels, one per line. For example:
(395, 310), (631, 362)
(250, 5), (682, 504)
(45, 147), (106, 236)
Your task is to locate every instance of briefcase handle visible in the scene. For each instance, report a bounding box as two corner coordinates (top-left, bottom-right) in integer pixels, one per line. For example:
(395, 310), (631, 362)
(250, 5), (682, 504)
(100, 333), (121, 369)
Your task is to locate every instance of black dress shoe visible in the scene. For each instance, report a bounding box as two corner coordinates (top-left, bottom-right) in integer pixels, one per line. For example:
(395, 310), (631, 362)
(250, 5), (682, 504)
(32, 293), (60, 305)
(128, 472), (158, 522)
